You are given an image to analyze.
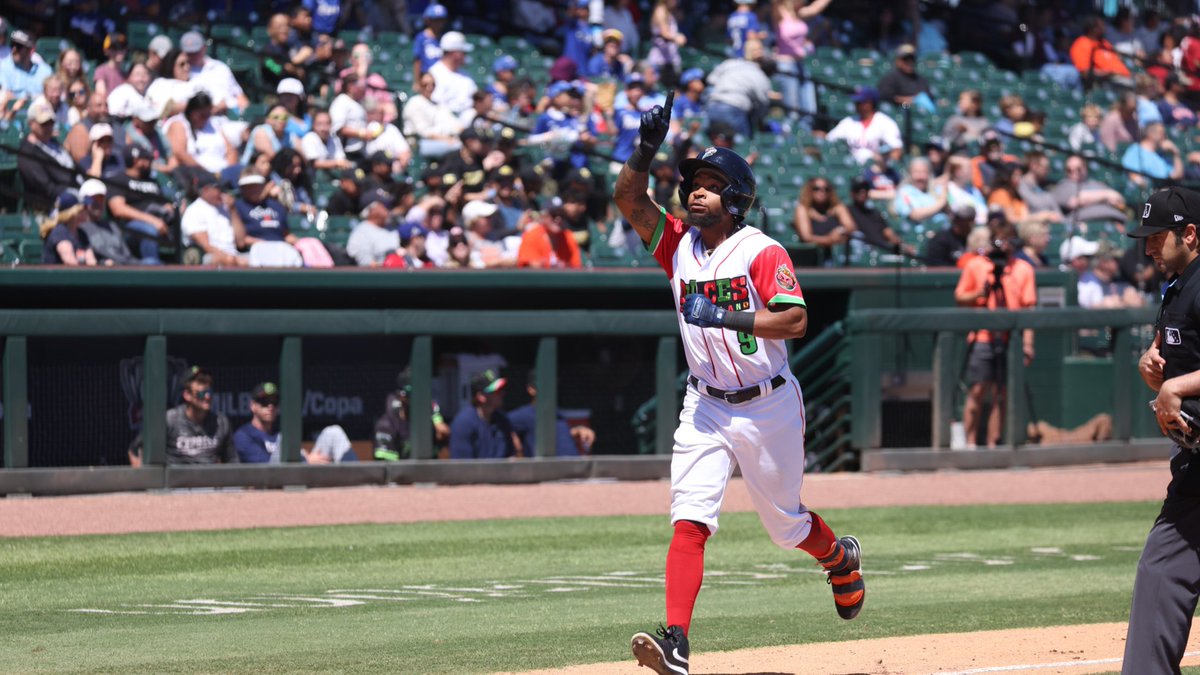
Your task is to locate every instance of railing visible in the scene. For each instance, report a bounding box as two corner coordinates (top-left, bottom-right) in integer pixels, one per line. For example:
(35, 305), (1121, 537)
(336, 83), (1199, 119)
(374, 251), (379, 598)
(0, 309), (681, 467)
(793, 322), (854, 471)
(843, 306), (1159, 450)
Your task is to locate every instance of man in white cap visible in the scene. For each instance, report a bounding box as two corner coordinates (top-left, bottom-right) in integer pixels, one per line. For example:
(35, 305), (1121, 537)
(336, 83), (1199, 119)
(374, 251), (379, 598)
(83, 122), (121, 178)
(346, 199), (400, 267)
(65, 88), (129, 166)
(145, 35), (173, 75)
(180, 172), (245, 267)
(18, 98), (81, 213)
(1059, 234), (1100, 275)
(181, 30), (248, 116)
(428, 31), (478, 120)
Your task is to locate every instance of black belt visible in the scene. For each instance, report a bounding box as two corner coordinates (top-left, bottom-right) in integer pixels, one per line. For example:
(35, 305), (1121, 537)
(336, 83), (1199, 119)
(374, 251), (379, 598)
(688, 374), (787, 404)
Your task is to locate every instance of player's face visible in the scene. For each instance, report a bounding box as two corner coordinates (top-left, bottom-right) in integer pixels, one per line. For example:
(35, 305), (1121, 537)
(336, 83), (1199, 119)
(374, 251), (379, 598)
(185, 384), (213, 412)
(686, 169), (729, 230)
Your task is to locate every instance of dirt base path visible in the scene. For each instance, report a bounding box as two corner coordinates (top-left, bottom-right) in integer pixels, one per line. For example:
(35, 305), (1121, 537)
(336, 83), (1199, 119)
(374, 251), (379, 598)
(499, 622), (1200, 675)
(0, 461), (1173, 538)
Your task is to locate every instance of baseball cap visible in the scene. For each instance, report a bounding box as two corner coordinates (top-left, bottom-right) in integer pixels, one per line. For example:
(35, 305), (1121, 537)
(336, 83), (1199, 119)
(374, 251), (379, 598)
(850, 177), (871, 192)
(124, 143), (150, 164)
(238, 173), (266, 187)
(1129, 186), (1200, 238)
(680, 67), (705, 87)
(981, 129), (1002, 146)
(573, 0), (589, 7)
(423, 3), (448, 20)
(368, 150), (390, 165)
(952, 204), (977, 221)
(55, 190), (80, 211)
(80, 179), (107, 198)
(1059, 235), (1101, 262)
(850, 86), (879, 104)
(135, 101), (162, 122)
(493, 55), (518, 73)
(180, 31), (205, 54)
(462, 200), (498, 222)
(399, 221), (429, 245)
(547, 80), (574, 98)
(602, 28), (624, 44)
(924, 135), (948, 151)
(103, 32), (127, 51)
(439, 31), (473, 53)
(896, 43), (916, 59)
(148, 35), (173, 58)
(626, 71), (646, 88)
(88, 123), (114, 141)
(276, 78), (304, 96)
(340, 167), (363, 181)
(251, 382), (279, 404)
(194, 172), (219, 190)
(26, 98), (55, 124)
(9, 29), (33, 48)
(470, 369), (506, 396)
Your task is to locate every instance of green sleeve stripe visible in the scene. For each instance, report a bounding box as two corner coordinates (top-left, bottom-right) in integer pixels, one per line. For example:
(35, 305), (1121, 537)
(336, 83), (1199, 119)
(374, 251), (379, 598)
(646, 206), (667, 253)
(767, 294), (806, 308)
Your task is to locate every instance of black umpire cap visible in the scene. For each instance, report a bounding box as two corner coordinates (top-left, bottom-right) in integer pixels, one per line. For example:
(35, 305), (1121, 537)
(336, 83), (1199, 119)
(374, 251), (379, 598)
(1129, 186), (1200, 238)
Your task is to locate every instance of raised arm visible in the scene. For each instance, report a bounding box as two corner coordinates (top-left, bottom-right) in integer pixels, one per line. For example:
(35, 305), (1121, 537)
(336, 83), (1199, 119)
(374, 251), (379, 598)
(614, 91), (674, 246)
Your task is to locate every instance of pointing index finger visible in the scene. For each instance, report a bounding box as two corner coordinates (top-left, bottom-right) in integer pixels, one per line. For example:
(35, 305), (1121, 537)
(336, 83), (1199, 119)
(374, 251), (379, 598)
(663, 90), (675, 121)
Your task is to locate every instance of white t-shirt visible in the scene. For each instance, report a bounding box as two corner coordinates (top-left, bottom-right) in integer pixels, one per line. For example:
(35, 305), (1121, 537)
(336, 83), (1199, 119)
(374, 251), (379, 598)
(329, 93), (368, 154)
(401, 94), (464, 139)
(364, 123), (412, 160)
(428, 61), (478, 117)
(181, 197), (236, 255)
(145, 78), (195, 117)
(190, 57), (245, 112)
(107, 83), (149, 119)
(301, 131), (345, 162)
(165, 113), (230, 174)
(825, 112), (903, 165)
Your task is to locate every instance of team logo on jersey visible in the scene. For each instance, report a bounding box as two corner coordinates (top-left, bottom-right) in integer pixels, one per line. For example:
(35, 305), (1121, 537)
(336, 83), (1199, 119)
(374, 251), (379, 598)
(680, 276), (750, 311)
(1167, 327), (1182, 345)
(775, 265), (798, 292)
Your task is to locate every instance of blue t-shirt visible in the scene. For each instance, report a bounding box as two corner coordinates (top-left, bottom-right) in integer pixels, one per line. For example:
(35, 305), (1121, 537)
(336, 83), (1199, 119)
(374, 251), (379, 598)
(585, 54), (625, 80)
(507, 404), (578, 457)
(726, 10), (761, 57)
(235, 197), (290, 242)
(673, 94), (704, 120)
(413, 31), (442, 74)
(561, 19), (593, 70)
(1122, 144), (1173, 180)
(449, 406), (516, 459)
(863, 165), (901, 192)
(533, 108), (596, 169)
(233, 423), (281, 463)
(0, 57), (51, 99)
(486, 81), (509, 105)
(612, 105), (642, 163)
(303, 0), (342, 35)
(42, 224), (89, 264)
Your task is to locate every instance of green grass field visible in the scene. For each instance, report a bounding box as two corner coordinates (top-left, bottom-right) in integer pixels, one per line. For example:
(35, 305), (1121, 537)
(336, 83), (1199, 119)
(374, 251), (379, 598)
(0, 501), (1164, 674)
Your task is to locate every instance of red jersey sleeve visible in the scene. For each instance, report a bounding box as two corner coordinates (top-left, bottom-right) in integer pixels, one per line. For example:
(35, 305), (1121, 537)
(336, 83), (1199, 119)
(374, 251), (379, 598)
(749, 245), (806, 307)
(648, 206), (689, 277)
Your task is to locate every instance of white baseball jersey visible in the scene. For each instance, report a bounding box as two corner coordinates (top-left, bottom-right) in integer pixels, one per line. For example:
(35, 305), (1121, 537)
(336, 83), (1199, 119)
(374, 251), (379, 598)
(648, 206), (815, 547)
(649, 207), (806, 391)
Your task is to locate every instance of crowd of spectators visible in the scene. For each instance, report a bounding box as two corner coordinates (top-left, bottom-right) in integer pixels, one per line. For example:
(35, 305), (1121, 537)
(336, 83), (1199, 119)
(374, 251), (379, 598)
(0, 1), (1193, 294)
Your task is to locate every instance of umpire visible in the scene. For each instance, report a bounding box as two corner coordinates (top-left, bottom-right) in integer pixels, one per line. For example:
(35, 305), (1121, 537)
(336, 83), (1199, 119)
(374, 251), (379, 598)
(1125, 186), (1200, 674)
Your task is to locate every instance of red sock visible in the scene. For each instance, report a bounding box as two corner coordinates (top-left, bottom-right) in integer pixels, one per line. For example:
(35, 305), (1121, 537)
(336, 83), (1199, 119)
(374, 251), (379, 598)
(796, 511), (838, 559)
(665, 520), (709, 636)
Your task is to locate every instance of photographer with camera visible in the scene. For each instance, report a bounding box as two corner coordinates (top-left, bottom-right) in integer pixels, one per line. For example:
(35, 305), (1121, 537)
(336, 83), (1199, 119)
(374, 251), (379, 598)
(953, 235), (1037, 448)
(1124, 187), (1200, 674)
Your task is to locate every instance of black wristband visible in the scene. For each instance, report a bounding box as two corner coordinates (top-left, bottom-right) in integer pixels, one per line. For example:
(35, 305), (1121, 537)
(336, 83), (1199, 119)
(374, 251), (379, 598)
(627, 143), (656, 173)
(721, 310), (755, 333)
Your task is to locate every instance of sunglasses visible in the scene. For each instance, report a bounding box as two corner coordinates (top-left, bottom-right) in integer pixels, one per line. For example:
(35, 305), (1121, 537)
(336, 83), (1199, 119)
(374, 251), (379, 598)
(268, 113), (289, 121)
(811, 185), (829, 191)
(70, 89), (87, 97)
(255, 398), (279, 406)
(191, 388), (212, 399)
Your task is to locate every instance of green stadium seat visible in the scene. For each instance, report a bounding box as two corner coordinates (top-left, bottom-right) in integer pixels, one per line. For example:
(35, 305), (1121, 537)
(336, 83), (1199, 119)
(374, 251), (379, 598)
(126, 21), (163, 51)
(36, 37), (74, 62)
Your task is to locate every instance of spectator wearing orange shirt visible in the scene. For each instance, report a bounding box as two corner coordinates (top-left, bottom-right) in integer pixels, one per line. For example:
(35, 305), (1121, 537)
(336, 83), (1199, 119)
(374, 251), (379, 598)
(1070, 17), (1132, 86)
(953, 238), (1037, 448)
(517, 197), (582, 269)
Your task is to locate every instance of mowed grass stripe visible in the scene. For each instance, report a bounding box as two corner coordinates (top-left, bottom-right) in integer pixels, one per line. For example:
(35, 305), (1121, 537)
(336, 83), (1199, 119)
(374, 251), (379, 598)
(0, 501), (1161, 674)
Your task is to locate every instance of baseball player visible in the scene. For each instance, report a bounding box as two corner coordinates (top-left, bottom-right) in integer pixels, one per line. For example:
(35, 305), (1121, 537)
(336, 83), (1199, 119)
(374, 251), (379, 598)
(613, 92), (864, 675)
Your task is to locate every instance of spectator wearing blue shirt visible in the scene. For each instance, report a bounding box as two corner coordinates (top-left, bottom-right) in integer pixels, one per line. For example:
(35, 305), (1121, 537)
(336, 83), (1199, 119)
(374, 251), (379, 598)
(1123, 122), (1183, 188)
(726, 2), (766, 58)
(530, 81), (597, 171)
(561, 0), (596, 74)
(449, 370), (521, 459)
(508, 370), (596, 457)
(673, 68), (706, 120)
(413, 3), (448, 81)
(303, 0), (342, 37)
(232, 173), (295, 246)
(585, 29), (631, 80)
(487, 55), (519, 111)
(233, 382), (283, 463)
(611, 74), (647, 165)
(0, 30), (50, 110)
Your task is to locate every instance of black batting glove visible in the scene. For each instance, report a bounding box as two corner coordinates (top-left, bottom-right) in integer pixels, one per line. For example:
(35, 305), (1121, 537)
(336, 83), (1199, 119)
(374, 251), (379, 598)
(628, 90), (674, 173)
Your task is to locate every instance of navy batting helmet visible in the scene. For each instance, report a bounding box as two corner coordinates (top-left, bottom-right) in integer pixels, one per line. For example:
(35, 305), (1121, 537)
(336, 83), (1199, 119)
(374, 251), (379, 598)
(678, 146), (757, 221)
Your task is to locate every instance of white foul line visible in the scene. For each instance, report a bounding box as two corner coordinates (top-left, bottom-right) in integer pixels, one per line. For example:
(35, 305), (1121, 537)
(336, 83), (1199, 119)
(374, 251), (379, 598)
(932, 649), (1200, 675)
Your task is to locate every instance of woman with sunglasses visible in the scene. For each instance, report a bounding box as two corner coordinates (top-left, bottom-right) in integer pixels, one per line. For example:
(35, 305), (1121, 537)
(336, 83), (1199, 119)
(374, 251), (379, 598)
(145, 49), (194, 121)
(64, 80), (89, 127)
(241, 104), (301, 165)
(793, 177), (855, 266)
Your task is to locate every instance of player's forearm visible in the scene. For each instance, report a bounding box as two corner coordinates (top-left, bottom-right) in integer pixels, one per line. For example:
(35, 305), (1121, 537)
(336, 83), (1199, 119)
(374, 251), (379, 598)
(614, 162), (658, 241)
(1161, 371), (1200, 400)
(748, 306), (807, 339)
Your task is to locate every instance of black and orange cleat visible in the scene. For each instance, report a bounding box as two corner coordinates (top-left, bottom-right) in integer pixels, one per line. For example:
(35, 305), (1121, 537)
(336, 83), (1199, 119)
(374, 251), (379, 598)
(820, 535), (865, 620)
